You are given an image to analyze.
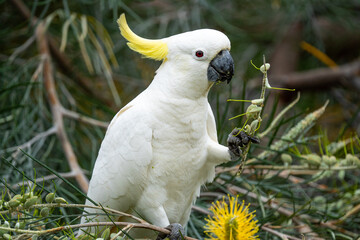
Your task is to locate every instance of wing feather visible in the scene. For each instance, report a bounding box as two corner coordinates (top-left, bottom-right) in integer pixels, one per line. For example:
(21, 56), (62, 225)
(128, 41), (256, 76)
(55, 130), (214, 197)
(86, 103), (153, 211)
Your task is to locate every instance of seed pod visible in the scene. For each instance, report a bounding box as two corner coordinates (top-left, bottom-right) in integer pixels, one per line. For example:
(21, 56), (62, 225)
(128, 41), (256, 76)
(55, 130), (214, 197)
(23, 192), (32, 201)
(251, 99), (264, 106)
(12, 195), (22, 201)
(45, 193), (55, 203)
(15, 222), (20, 229)
(246, 104), (262, 120)
(3, 233), (11, 240)
(101, 228), (110, 240)
(8, 199), (21, 208)
(260, 63), (271, 73)
(3, 221), (10, 228)
(32, 234), (38, 240)
(345, 154), (360, 167)
(24, 196), (38, 209)
(353, 155), (360, 167)
(40, 207), (50, 217)
(323, 155), (336, 166)
(54, 197), (67, 204)
(304, 154), (321, 166)
(281, 153), (293, 164)
(244, 125), (251, 135)
(250, 119), (259, 132)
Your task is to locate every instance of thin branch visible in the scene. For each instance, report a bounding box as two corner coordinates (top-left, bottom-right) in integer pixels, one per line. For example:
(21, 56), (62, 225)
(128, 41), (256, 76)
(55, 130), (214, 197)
(271, 60), (360, 90)
(0, 203), (146, 224)
(0, 222), (197, 240)
(0, 126), (56, 155)
(191, 205), (212, 216)
(339, 202), (360, 222)
(261, 225), (302, 240)
(245, 164), (357, 171)
(35, 22), (89, 193)
(0, 203), (197, 240)
(10, 0), (115, 108)
(217, 164), (357, 174)
(61, 107), (109, 128)
(217, 166), (335, 191)
(10, 171), (79, 189)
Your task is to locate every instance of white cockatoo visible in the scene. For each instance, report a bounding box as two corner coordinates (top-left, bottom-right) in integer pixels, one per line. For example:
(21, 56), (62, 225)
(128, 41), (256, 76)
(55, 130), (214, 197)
(80, 14), (254, 239)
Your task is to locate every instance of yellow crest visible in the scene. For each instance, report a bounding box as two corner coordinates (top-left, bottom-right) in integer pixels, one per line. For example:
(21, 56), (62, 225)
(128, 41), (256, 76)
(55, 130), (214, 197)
(117, 14), (168, 61)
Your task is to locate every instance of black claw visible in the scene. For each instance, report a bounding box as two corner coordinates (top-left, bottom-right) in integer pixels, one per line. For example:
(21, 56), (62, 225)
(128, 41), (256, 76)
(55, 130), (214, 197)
(239, 131), (249, 145)
(227, 128), (260, 159)
(156, 223), (185, 240)
(248, 136), (260, 144)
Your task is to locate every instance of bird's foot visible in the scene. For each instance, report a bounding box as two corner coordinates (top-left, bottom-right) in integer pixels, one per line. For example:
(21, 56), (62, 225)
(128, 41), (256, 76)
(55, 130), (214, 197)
(156, 223), (185, 240)
(227, 128), (260, 160)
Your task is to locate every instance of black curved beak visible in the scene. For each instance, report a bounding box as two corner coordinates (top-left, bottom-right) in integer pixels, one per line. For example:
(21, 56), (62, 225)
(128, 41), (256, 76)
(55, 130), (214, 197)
(207, 50), (234, 84)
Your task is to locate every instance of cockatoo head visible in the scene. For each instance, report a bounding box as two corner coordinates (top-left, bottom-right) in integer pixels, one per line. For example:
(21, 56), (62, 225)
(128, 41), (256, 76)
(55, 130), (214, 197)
(117, 14), (234, 86)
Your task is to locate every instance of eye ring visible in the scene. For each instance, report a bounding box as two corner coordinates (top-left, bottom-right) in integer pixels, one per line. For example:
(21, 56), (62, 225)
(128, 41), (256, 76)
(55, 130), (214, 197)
(195, 50), (204, 58)
(192, 48), (207, 60)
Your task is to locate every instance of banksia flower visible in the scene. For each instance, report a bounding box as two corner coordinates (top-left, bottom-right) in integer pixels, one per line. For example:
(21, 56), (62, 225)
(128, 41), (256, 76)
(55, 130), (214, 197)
(204, 195), (259, 240)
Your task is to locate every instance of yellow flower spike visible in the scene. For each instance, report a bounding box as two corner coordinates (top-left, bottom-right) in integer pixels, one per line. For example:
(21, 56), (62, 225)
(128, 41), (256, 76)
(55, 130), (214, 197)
(204, 195), (259, 240)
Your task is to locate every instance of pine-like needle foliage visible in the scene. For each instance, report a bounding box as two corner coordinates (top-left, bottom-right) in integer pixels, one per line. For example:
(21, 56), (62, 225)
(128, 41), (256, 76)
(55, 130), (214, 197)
(1, 1), (360, 239)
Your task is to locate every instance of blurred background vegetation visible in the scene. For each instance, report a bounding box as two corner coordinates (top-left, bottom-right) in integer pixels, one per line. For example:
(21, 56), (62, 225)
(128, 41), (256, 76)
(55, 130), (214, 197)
(1, 0), (360, 239)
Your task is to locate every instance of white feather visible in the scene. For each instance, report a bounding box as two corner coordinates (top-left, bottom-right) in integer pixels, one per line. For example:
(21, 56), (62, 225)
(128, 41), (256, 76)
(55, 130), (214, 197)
(80, 28), (232, 238)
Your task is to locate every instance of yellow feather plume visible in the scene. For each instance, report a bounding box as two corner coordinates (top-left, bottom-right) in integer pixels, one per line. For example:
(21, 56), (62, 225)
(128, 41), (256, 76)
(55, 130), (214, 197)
(117, 14), (168, 61)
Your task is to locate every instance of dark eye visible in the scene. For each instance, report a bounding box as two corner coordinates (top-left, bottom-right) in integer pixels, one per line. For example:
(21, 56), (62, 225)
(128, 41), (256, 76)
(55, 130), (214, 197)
(195, 50), (204, 58)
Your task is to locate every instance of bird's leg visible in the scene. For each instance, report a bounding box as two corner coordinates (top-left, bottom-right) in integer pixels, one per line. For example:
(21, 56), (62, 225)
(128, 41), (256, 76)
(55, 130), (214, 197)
(227, 128), (260, 160)
(156, 223), (185, 240)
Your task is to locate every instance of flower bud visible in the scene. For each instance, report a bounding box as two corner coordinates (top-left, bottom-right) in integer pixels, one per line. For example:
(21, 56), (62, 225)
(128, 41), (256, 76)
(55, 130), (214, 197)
(251, 99), (264, 106)
(246, 104), (262, 120)
(244, 125), (251, 135)
(3, 233), (11, 240)
(24, 196), (38, 209)
(12, 195), (22, 201)
(304, 154), (321, 166)
(323, 155), (336, 166)
(40, 207), (50, 217)
(250, 119), (259, 132)
(345, 154), (360, 167)
(8, 199), (21, 208)
(45, 193), (55, 203)
(15, 222), (20, 229)
(23, 192), (32, 201)
(260, 63), (270, 73)
(3, 221), (10, 228)
(54, 197), (67, 204)
(281, 153), (293, 164)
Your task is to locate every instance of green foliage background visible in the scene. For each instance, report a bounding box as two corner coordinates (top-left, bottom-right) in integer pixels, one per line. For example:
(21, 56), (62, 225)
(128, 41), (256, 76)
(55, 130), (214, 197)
(1, 0), (360, 239)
